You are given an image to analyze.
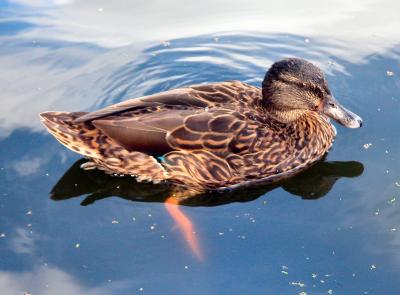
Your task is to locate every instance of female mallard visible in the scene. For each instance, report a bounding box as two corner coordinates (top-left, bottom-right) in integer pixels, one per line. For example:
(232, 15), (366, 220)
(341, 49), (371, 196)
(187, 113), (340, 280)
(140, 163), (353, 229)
(40, 58), (362, 197)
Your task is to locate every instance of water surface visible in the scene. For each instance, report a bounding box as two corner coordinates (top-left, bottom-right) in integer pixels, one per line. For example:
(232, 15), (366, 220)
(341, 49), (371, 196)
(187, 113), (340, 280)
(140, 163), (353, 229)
(0, 1), (399, 294)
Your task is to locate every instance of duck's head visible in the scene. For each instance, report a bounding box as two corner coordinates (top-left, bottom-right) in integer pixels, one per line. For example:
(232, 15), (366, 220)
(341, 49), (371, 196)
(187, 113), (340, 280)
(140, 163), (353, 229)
(262, 58), (362, 128)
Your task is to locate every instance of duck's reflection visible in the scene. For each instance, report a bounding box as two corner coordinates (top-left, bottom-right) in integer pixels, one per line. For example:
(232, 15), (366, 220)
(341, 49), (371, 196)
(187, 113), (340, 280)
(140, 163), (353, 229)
(51, 158), (364, 206)
(51, 158), (363, 260)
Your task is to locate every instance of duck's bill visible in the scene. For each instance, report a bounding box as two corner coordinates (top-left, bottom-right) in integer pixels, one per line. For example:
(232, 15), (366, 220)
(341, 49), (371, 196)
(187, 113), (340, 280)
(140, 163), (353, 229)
(321, 96), (363, 128)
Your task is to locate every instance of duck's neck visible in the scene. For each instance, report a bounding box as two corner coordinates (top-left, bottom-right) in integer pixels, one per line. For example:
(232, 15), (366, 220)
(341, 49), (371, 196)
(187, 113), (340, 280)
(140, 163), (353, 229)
(265, 106), (308, 123)
(293, 111), (336, 152)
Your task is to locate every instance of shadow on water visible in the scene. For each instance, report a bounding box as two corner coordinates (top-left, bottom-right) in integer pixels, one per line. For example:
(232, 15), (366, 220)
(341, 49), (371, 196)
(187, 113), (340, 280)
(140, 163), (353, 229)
(51, 158), (364, 207)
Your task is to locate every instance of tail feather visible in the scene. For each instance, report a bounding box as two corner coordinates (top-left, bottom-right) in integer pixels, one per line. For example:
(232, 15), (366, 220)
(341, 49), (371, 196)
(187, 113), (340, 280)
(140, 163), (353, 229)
(39, 111), (169, 182)
(40, 111), (106, 159)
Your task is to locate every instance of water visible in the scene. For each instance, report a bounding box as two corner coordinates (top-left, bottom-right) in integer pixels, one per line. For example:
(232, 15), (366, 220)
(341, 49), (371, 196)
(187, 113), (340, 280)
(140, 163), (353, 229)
(0, 1), (399, 294)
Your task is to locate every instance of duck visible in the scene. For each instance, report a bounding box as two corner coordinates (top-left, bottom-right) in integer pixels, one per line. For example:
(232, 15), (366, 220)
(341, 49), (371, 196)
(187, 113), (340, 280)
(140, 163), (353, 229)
(40, 58), (363, 198)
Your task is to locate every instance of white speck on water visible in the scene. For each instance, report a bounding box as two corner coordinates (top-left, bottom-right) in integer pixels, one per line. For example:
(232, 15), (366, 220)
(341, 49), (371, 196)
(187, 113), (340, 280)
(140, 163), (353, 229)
(352, 273), (356, 277)
(311, 273), (317, 279)
(320, 279), (325, 283)
(304, 38), (310, 43)
(299, 292), (307, 295)
(363, 143), (372, 149)
(45, 173), (49, 176)
(282, 265), (289, 270)
(213, 37), (219, 42)
(107, 279), (112, 283)
(237, 235), (246, 240)
(374, 209), (380, 216)
(370, 264), (376, 270)
(148, 213), (152, 218)
(26, 210), (32, 215)
(281, 270), (289, 275)
(388, 197), (396, 204)
(97, 7), (103, 12)
(160, 235), (166, 239)
(290, 281), (306, 288)
(162, 41), (170, 47)
(139, 287), (144, 292)
(377, 108), (381, 112)
(150, 224), (156, 230)
(395, 182), (400, 187)
(184, 265), (189, 269)
(385, 150), (389, 154)
(386, 70), (394, 76)
(132, 217), (136, 221)
(218, 232), (224, 236)
(111, 219), (119, 224)
(24, 292), (31, 295)
(27, 224), (32, 228)
(0, 233), (6, 238)
(391, 228), (397, 232)
(75, 243), (80, 248)
(328, 289), (333, 294)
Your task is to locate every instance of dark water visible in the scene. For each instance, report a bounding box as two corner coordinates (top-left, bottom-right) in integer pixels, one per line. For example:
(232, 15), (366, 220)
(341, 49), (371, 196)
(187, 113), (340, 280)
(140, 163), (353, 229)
(1, 1), (400, 294)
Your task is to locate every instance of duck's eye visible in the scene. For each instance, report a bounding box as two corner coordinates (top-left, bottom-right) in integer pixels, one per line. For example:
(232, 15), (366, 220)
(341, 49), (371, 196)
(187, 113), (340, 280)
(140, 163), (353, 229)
(313, 86), (324, 99)
(329, 102), (336, 108)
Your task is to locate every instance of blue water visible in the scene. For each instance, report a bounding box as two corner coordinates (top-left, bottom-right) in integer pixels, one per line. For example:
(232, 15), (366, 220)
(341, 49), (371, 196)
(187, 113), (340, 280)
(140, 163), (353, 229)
(0, 1), (399, 294)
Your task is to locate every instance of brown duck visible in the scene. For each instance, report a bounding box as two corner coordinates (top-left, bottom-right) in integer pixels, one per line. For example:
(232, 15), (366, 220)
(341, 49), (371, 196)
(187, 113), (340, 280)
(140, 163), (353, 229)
(40, 58), (362, 198)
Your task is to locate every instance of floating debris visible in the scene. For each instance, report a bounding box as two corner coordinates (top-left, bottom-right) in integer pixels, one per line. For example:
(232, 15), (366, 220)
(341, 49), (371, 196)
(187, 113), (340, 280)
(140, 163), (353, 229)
(184, 265), (189, 269)
(312, 273), (317, 279)
(370, 264), (376, 270)
(363, 143), (372, 149)
(395, 182), (400, 187)
(0, 233), (6, 238)
(139, 287), (144, 292)
(374, 209), (380, 216)
(75, 243), (80, 248)
(391, 228), (397, 232)
(281, 270), (289, 275)
(328, 290), (333, 294)
(111, 219), (119, 224)
(282, 265), (289, 270)
(26, 210), (32, 215)
(388, 197), (396, 204)
(150, 224), (156, 230)
(162, 41), (171, 47)
(218, 232), (224, 236)
(290, 281), (306, 288)
(386, 70), (394, 77)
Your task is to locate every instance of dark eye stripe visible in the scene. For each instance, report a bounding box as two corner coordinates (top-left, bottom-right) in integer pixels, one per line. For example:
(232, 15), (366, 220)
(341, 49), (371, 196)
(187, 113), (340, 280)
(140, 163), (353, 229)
(279, 77), (326, 98)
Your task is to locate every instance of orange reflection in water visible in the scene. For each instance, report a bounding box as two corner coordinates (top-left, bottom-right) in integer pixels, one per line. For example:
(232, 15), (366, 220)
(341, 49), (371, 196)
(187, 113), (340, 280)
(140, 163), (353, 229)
(165, 197), (203, 261)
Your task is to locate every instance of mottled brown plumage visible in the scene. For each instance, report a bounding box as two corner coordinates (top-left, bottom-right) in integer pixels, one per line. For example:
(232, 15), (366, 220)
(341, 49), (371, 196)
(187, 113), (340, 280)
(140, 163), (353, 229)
(40, 58), (362, 197)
